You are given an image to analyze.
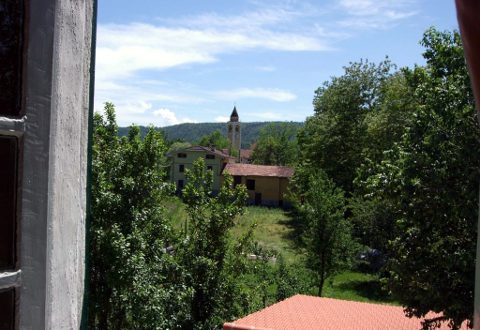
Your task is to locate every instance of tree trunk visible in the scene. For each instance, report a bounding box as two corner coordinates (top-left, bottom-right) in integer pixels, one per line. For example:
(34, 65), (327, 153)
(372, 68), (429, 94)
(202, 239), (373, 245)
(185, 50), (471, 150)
(318, 272), (325, 297)
(318, 251), (326, 297)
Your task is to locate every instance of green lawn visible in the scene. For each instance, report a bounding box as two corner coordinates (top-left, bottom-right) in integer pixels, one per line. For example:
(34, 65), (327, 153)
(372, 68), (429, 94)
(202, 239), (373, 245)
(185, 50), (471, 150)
(165, 197), (396, 305)
(232, 206), (301, 264)
(322, 271), (397, 305)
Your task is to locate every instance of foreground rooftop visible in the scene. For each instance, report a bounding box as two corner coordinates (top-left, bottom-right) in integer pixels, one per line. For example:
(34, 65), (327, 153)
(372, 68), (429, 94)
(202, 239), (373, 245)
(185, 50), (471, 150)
(224, 295), (468, 330)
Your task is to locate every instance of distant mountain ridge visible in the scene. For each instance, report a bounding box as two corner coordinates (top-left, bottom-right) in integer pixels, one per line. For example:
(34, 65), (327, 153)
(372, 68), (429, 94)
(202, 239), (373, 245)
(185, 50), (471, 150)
(118, 121), (304, 148)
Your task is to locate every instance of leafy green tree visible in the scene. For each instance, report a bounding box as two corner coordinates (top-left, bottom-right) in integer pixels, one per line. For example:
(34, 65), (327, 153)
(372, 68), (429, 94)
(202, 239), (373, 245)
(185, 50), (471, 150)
(348, 196), (398, 252)
(362, 29), (478, 329)
(298, 59), (395, 194)
(349, 71), (416, 252)
(197, 129), (230, 149)
(168, 140), (192, 152)
(361, 71), (416, 163)
(89, 103), (191, 329)
(275, 255), (298, 302)
(251, 123), (299, 166)
(291, 169), (357, 296)
(178, 158), (249, 329)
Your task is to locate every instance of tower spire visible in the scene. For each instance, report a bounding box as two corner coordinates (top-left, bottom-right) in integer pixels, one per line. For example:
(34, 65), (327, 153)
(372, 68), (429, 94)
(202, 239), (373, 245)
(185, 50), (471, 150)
(230, 106), (239, 122)
(227, 106), (241, 158)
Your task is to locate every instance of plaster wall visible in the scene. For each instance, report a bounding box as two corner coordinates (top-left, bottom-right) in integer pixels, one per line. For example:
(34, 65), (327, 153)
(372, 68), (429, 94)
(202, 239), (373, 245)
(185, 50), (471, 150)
(5, 0), (95, 328)
(170, 150), (226, 192)
(45, 1), (93, 328)
(225, 176), (291, 206)
(227, 121), (241, 152)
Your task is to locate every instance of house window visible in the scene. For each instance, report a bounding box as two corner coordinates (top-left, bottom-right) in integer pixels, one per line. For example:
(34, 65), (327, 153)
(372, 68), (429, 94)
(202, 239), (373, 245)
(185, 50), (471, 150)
(228, 125), (232, 132)
(246, 179), (255, 191)
(207, 165), (213, 171)
(177, 180), (184, 190)
(177, 153), (187, 158)
(0, 136), (18, 270)
(179, 164), (184, 173)
(206, 154), (215, 159)
(233, 176), (242, 186)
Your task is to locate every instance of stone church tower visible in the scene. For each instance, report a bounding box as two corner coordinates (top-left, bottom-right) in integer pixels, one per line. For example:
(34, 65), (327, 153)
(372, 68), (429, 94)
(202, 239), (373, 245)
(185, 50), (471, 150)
(227, 106), (241, 153)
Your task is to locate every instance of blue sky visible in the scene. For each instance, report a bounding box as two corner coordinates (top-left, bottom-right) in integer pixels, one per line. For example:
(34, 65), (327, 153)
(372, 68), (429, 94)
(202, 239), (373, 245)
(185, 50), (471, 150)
(95, 0), (459, 127)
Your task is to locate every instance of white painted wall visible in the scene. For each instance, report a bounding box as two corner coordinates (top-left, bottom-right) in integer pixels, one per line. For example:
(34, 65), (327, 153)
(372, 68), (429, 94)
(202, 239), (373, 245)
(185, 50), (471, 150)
(0, 0), (96, 329)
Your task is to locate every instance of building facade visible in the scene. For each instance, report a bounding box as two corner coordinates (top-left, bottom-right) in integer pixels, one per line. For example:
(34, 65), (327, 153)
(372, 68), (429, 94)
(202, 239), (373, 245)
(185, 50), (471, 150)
(169, 146), (233, 193)
(223, 163), (294, 207)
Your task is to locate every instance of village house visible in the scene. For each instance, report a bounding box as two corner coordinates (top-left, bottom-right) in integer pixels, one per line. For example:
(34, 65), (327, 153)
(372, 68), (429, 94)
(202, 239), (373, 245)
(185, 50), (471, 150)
(223, 163), (293, 207)
(168, 107), (294, 205)
(168, 145), (233, 193)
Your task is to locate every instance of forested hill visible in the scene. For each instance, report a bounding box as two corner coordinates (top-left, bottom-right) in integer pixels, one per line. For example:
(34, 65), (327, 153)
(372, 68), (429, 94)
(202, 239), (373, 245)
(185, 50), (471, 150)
(118, 121), (303, 148)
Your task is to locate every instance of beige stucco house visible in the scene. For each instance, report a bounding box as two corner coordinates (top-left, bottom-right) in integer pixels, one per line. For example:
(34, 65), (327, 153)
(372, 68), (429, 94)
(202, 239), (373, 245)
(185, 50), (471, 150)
(168, 146), (233, 193)
(222, 163), (294, 207)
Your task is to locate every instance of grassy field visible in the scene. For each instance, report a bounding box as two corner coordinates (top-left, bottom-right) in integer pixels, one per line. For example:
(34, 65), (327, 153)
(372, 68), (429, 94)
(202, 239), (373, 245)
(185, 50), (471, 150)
(323, 272), (396, 304)
(232, 206), (301, 264)
(165, 197), (395, 305)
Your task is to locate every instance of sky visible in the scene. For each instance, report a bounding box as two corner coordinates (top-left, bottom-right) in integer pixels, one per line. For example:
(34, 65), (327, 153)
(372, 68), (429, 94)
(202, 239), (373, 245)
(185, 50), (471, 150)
(95, 0), (459, 127)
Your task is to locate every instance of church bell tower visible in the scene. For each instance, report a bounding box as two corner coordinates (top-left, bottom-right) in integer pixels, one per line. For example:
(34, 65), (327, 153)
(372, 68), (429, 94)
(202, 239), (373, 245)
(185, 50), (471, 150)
(227, 106), (241, 154)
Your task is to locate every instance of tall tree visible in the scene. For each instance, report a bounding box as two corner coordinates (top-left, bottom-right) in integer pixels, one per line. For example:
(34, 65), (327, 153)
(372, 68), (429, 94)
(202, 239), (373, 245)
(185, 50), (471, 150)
(363, 29), (478, 329)
(349, 71), (416, 251)
(290, 168), (356, 296)
(251, 122), (299, 166)
(197, 130), (230, 150)
(179, 158), (249, 329)
(89, 103), (190, 329)
(298, 59), (395, 194)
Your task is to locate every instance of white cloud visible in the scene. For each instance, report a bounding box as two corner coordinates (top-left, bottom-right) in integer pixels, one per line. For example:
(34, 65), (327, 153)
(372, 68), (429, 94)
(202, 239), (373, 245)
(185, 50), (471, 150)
(214, 88), (296, 102)
(153, 108), (196, 126)
(94, 6), (329, 126)
(94, 1), (420, 126)
(215, 116), (230, 122)
(252, 111), (284, 120)
(336, 0), (418, 29)
(96, 10), (330, 82)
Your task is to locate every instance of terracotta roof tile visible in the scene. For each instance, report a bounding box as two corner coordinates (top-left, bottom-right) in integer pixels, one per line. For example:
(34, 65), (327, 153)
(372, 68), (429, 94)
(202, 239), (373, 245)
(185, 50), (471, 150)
(176, 145), (233, 158)
(167, 146), (234, 158)
(223, 163), (294, 178)
(224, 295), (468, 330)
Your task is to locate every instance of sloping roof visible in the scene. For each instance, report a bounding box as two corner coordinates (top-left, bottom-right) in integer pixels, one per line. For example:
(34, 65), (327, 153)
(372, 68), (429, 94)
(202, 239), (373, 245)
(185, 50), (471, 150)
(169, 145), (233, 159)
(223, 163), (294, 178)
(230, 106), (239, 122)
(224, 295), (468, 330)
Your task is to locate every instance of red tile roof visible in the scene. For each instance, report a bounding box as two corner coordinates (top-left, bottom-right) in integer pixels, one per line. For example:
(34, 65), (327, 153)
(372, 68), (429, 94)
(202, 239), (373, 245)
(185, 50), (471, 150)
(223, 295), (468, 330)
(168, 145), (233, 159)
(187, 145), (232, 158)
(223, 163), (294, 178)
